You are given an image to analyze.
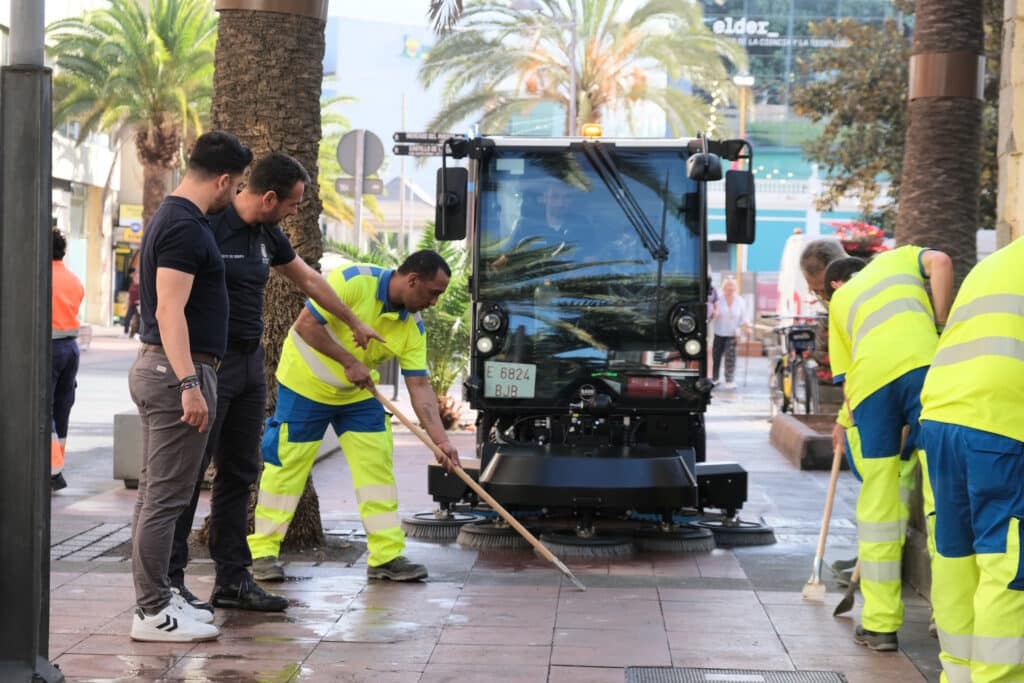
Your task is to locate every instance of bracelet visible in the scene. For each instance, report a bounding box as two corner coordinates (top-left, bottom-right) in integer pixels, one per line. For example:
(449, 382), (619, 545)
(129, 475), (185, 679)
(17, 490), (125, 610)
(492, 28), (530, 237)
(177, 374), (201, 393)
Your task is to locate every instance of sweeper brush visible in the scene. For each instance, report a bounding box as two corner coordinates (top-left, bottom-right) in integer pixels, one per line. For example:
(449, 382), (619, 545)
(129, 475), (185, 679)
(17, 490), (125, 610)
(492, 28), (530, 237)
(457, 520), (533, 551)
(539, 530), (634, 561)
(634, 524), (716, 553)
(696, 517), (776, 547)
(401, 510), (479, 541)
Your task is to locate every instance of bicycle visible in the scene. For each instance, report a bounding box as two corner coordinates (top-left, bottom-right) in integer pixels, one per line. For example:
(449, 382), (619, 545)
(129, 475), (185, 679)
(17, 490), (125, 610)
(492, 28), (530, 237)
(764, 314), (823, 416)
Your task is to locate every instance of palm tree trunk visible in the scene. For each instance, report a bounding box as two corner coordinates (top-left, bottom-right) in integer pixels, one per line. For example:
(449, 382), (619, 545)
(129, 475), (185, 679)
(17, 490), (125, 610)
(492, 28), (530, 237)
(211, 2), (328, 549)
(894, 1), (985, 289)
(141, 161), (167, 231)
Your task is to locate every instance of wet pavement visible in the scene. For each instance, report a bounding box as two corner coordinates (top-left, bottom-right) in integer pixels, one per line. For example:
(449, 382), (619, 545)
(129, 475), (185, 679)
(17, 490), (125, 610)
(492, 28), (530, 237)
(47, 332), (940, 682)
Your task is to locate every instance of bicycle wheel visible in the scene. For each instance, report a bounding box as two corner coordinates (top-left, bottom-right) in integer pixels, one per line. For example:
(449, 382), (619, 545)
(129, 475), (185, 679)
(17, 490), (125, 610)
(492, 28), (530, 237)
(769, 358), (788, 415)
(791, 361), (819, 415)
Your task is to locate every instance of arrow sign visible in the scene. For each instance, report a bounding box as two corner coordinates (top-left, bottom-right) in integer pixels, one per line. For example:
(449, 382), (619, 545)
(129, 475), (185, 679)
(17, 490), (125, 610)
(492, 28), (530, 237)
(393, 131), (456, 144)
(393, 143), (446, 157)
(336, 177), (384, 195)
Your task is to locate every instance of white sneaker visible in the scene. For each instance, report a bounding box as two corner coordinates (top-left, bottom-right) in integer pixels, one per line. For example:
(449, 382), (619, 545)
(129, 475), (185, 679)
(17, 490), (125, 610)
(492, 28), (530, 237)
(723, 382), (738, 390)
(130, 605), (220, 642)
(170, 590), (215, 624)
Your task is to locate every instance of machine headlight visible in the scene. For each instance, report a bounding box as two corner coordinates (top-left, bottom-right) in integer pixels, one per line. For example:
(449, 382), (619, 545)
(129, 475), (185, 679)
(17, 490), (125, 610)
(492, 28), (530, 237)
(675, 314), (697, 335)
(481, 311), (503, 332)
(683, 339), (702, 357)
(476, 336), (495, 354)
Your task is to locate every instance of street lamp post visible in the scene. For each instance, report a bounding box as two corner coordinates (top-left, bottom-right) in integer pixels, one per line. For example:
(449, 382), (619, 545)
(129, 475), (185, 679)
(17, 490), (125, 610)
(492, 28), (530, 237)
(731, 72), (755, 293)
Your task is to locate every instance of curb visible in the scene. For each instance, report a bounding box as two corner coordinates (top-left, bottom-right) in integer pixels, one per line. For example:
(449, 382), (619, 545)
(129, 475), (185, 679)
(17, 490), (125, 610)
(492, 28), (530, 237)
(768, 413), (849, 471)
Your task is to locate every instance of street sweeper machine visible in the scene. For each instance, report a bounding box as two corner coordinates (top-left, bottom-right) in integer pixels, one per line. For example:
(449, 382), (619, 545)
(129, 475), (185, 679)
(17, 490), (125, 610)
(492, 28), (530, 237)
(395, 129), (774, 554)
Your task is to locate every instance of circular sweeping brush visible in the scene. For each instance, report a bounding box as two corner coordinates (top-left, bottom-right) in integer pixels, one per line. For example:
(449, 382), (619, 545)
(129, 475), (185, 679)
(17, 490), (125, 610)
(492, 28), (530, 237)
(538, 530), (634, 560)
(695, 516), (777, 547)
(401, 509), (480, 541)
(457, 520), (533, 551)
(634, 524), (716, 553)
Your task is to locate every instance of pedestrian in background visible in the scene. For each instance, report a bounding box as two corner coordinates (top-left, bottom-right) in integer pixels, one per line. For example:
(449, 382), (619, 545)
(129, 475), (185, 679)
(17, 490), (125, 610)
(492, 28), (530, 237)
(919, 238), (1024, 683)
(248, 251), (460, 584)
(123, 267), (140, 338)
(706, 275), (718, 380)
(711, 277), (750, 390)
(168, 152), (383, 615)
(128, 131), (252, 643)
(51, 224), (85, 491)
(817, 245), (952, 652)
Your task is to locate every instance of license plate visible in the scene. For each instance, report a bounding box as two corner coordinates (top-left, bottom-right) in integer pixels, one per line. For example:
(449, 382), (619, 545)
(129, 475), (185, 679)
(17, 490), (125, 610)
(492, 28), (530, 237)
(483, 361), (536, 399)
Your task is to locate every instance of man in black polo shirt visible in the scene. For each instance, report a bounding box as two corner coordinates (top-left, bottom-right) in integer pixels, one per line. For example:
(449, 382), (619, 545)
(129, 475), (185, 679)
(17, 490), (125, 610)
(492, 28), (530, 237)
(168, 152), (383, 614)
(129, 131), (253, 643)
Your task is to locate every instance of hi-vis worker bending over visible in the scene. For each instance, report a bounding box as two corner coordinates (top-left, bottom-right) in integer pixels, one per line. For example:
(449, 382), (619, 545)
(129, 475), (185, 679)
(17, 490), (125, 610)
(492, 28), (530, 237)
(248, 250), (460, 582)
(816, 245), (952, 652)
(919, 238), (1024, 683)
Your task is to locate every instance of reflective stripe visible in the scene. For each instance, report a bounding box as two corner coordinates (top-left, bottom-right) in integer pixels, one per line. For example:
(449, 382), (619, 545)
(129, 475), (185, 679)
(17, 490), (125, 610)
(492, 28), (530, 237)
(937, 628), (973, 660)
(858, 519), (905, 543)
(851, 297), (931, 360)
(254, 515), (289, 538)
(847, 273), (923, 335)
(355, 483), (398, 505)
(860, 559), (902, 582)
(974, 634), (1024, 666)
(940, 660), (972, 683)
(362, 510), (401, 534)
(58, 437), (67, 448)
(899, 486), (913, 505)
(258, 491), (301, 513)
(290, 328), (346, 388)
(946, 293), (1024, 328)
(931, 336), (1024, 369)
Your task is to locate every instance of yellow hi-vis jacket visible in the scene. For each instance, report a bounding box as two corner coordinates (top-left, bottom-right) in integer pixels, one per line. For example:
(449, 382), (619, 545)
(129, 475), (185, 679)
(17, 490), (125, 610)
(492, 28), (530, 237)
(276, 264), (428, 406)
(828, 245), (939, 425)
(920, 239), (1024, 442)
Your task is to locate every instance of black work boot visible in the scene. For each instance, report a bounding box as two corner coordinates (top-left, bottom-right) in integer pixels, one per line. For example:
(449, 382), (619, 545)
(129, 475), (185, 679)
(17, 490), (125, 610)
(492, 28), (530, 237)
(367, 556), (428, 582)
(211, 573), (288, 612)
(854, 625), (899, 652)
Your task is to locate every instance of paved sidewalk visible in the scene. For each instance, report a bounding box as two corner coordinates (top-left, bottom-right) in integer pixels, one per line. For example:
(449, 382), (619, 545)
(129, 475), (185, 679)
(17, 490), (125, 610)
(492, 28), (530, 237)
(45, 337), (939, 682)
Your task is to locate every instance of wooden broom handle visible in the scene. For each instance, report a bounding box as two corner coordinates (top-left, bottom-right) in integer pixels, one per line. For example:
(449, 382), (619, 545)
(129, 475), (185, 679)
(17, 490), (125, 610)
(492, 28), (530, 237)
(374, 391), (563, 566)
(816, 442), (844, 561)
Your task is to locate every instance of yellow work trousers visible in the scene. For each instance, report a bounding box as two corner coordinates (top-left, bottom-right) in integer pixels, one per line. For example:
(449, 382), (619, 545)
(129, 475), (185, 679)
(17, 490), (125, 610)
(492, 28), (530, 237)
(248, 407), (404, 567)
(847, 427), (934, 634)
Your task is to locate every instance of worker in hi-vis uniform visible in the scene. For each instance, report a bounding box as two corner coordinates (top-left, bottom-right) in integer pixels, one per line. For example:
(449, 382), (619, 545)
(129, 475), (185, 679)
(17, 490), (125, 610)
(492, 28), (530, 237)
(248, 250), (460, 583)
(919, 238), (1024, 683)
(51, 225), (85, 491)
(817, 244), (952, 652)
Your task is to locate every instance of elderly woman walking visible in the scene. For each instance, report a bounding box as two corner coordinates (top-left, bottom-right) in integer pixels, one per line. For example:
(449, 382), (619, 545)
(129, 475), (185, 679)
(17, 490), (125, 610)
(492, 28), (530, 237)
(712, 278), (750, 390)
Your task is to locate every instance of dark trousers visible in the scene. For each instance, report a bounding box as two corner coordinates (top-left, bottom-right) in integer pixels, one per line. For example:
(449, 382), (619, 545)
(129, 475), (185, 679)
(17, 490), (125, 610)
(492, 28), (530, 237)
(712, 334), (737, 382)
(52, 338), (80, 439)
(169, 345), (265, 587)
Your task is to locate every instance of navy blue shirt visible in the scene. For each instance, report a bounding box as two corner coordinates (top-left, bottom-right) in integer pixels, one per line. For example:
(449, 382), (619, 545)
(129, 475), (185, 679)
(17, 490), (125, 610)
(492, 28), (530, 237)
(210, 203), (296, 342)
(138, 196), (229, 358)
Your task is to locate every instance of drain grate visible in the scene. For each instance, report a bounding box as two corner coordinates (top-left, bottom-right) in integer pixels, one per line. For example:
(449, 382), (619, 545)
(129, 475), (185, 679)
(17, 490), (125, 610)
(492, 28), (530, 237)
(625, 668), (847, 683)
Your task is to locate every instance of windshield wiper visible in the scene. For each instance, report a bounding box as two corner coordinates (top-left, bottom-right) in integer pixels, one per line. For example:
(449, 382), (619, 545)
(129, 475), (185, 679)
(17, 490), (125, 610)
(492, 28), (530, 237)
(580, 142), (668, 262)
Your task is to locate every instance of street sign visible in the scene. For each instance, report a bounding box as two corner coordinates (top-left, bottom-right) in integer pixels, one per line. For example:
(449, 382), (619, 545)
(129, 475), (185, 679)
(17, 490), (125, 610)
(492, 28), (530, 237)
(393, 143), (446, 157)
(336, 129), (385, 177)
(335, 177), (384, 196)
(393, 131), (455, 143)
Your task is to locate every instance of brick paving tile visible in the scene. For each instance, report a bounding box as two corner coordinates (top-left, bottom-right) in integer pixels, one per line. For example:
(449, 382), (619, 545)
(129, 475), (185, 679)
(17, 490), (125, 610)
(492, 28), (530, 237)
(552, 627), (672, 667)
(548, 664), (625, 683)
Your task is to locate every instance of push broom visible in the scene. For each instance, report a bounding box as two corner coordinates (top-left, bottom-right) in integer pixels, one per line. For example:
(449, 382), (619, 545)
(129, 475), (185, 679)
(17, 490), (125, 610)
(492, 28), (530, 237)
(374, 390), (587, 592)
(802, 440), (844, 602)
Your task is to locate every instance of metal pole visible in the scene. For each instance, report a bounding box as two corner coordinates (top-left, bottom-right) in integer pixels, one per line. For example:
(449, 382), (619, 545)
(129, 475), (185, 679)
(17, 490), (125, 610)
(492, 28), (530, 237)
(354, 129), (364, 250)
(399, 95), (407, 253)
(0, 2), (64, 680)
(567, 3), (577, 135)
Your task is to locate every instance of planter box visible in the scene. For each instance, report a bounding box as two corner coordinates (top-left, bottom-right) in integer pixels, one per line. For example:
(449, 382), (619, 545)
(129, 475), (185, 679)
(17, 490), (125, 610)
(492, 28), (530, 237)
(769, 413), (848, 471)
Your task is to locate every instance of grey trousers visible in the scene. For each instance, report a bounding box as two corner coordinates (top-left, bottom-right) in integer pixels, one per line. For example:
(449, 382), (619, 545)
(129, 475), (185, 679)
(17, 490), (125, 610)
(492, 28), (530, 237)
(128, 345), (218, 614)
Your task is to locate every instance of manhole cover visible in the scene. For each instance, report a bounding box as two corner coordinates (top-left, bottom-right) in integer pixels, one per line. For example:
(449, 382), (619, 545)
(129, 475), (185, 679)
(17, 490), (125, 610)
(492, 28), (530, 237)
(625, 668), (847, 683)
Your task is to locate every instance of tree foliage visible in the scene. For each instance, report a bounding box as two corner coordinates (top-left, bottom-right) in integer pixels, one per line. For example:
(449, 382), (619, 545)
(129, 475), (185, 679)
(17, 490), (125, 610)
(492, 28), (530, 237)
(420, 0), (747, 136)
(791, 0), (1001, 232)
(48, 0), (217, 224)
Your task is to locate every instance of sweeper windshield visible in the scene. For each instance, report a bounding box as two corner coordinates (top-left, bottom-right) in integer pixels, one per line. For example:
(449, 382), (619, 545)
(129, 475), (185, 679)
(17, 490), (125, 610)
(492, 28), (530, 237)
(476, 144), (703, 402)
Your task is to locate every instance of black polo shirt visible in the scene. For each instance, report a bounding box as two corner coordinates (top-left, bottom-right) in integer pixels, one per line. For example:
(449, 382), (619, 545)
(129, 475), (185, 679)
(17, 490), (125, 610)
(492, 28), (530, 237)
(210, 203), (296, 342)
(139, 196), (229, 358)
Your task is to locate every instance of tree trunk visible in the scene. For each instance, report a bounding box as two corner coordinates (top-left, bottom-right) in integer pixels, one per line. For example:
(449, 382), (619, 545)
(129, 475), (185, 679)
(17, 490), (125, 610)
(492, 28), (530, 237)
(141, 161), (167, 229)
(894, 1), (985, 289)
(211, 5), (327, 550)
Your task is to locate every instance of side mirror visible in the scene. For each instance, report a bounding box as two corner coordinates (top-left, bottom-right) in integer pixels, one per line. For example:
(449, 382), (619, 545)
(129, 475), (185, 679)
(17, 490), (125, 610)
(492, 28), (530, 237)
(435, 167), (468, 241)
(686, 153), (723, 182)
(725, 170), (755, 244)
